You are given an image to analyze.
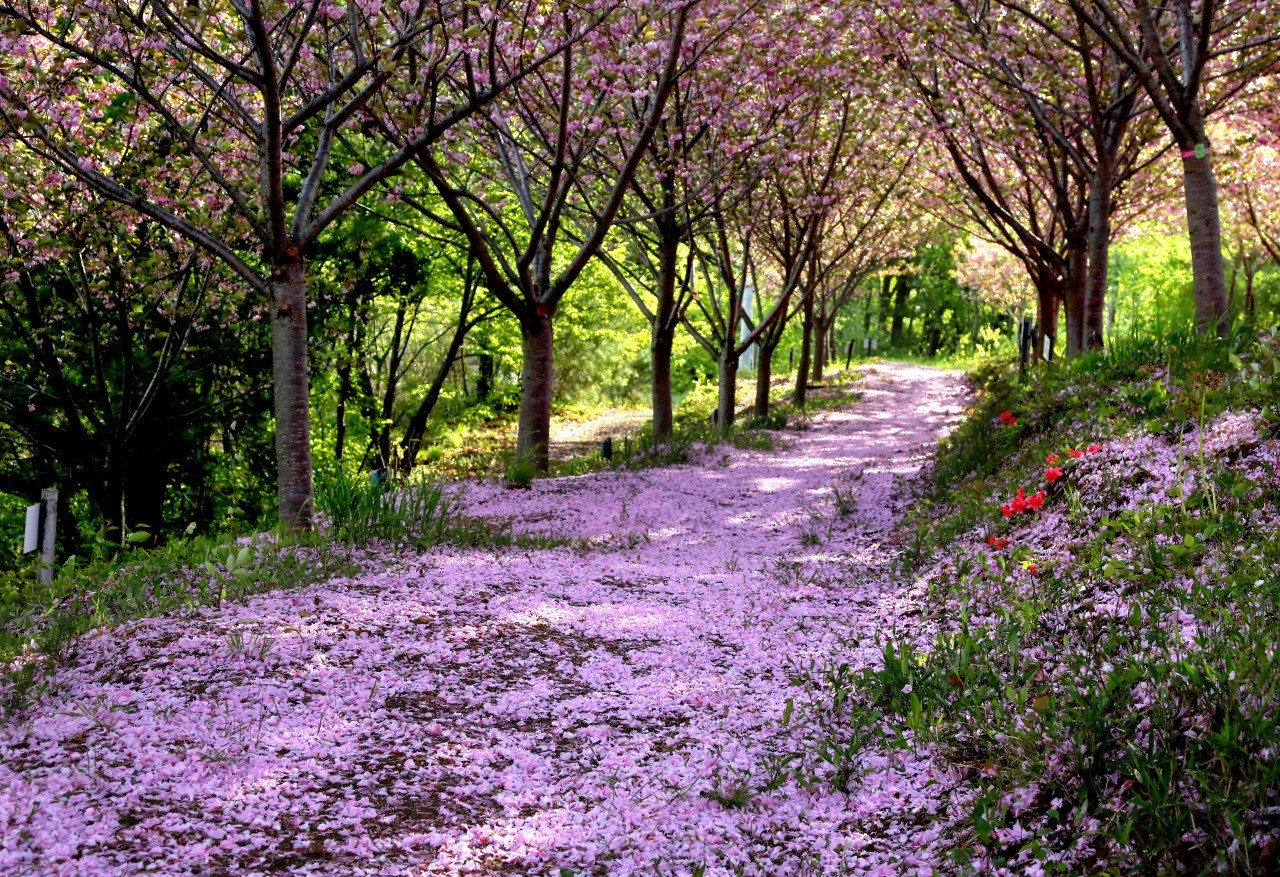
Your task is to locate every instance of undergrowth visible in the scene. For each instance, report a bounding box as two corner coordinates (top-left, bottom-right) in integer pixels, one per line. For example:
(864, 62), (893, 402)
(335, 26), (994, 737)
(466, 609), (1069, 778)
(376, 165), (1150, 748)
(796, 326), (1280, 875)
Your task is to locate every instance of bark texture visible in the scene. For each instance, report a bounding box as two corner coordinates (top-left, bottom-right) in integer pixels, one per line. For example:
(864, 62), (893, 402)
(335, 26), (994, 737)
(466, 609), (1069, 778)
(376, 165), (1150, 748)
(716, 354), (738, 434)
(271, 258), (315, 530)
(1083, 158), (1114, 350)
(1182, 152), (1229, 335)
(517, 313), (555, 470)
(794, 296), (813, 407)
(754, 342), (776, 418)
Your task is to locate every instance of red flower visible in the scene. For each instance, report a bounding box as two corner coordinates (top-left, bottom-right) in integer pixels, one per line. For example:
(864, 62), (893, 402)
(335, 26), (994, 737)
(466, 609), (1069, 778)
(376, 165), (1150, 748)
(1067, 449), (1084, 459)
(1087, 444), (1102, 454)
(1045, 453), (1060, 464)
(1045, 466), (1063, 483)
(998, 411), (1018, 426)
(987, 535), (1010, 550)
(1027, 490), (1046, 510)
(1001, 486), (1033, 516)
(1027, 563), (1038, 575)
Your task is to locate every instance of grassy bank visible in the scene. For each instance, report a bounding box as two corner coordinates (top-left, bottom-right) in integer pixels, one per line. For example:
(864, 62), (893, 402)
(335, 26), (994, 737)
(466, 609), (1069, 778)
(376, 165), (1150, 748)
(831, 328), (1280, 873)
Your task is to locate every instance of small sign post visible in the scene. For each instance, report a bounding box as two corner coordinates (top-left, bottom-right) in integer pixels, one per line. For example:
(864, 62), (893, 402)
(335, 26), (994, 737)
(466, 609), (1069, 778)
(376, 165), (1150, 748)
(23, 503), (39, 554)
(39, 489), (57, 585)
(1018, 316), (1035, 377)
(22, 489), (57, 585)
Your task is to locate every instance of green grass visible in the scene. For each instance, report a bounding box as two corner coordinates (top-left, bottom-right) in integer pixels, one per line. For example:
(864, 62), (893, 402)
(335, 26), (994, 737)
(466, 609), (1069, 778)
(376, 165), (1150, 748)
(805, 323), (1280, 874)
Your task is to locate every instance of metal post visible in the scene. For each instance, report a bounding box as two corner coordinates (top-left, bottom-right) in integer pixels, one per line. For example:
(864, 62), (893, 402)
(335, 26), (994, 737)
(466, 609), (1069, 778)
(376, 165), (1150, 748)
(1018, 317), (1033, 377)
(38, 487), (57, 585)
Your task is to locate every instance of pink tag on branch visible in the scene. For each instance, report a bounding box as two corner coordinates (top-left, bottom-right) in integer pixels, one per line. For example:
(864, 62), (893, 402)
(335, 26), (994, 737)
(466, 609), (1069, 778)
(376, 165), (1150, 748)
(1181, 144), (1208, 159)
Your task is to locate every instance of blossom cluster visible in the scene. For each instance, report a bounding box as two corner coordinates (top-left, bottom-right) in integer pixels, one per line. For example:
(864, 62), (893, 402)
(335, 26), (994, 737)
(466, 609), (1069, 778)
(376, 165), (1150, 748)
(1000, 486), (1045, 517)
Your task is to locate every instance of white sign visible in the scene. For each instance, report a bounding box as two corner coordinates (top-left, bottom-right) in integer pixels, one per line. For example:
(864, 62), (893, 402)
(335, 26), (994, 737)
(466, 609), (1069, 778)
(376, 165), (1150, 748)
(23, 503), (40, 554)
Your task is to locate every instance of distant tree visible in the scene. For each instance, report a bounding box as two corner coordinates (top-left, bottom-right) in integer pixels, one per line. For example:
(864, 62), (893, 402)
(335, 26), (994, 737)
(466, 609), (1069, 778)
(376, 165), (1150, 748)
(407, 1), (691, 469)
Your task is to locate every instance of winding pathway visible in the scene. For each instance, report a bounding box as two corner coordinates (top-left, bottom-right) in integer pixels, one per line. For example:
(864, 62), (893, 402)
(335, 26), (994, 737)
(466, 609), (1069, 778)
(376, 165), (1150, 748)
(0, 363), (967, 877)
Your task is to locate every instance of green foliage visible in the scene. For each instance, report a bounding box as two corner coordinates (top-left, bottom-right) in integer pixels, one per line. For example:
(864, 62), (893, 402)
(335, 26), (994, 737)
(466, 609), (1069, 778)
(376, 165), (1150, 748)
(841, 236), (1017, 362)
(503, 448), (541, 488)
(314, 468), (452, 545)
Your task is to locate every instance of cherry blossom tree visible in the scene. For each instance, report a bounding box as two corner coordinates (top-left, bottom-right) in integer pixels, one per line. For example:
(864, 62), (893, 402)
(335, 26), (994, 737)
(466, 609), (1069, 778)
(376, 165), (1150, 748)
(0, 0), (567, 525)
(408, 1), (692, 470)
(1063, 0), (1280, 334)
(893, 44), (1080, 358)
(0, 143), (268, 539)
(952, 1), (1168, 351)
(891, 1), (1168, 355)
(591, 3), (781, 440)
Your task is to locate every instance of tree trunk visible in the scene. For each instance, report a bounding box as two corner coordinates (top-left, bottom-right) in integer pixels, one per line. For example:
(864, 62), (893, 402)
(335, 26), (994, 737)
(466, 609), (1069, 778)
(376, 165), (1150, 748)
(651, 226), (680, 441)
(1063, 236), (1087, 358)
(890, 276), (911, 347)
(1084, 161), (1113, 351)
(794, 295), (813, 406)
(97, 463), (126, 547)
(716, 353), (738, 434)
(1036, 278), (1060, 362)
(516, 311), (555, 470)
(754, 341), (776, 418)
(476, 353), (494, 400)
(398, 309), (472, 473)
(334, 299), (359, 463)
(652, 321), (676, 441)
(811, 316), (826, 383)
(1182, 149), (1228, 336)
(377, 300), (408, 469)
(878, 274), (893, 334)
(271, 257), (315, 529)
(124, 430), (169, 544)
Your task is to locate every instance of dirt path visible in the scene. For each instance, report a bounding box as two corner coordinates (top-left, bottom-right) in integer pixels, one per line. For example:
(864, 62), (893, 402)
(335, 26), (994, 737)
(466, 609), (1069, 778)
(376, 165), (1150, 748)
(548, 408), (651, 462)
(0, 363), (968, 877)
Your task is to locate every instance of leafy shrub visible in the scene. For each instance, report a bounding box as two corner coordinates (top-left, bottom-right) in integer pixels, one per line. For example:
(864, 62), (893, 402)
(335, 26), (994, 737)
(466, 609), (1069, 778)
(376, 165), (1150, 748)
(315, 468), (453, 544)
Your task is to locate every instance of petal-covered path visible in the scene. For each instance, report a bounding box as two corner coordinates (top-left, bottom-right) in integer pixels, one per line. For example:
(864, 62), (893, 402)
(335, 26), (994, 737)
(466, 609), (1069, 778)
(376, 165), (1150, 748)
(1, 363), (967, 877)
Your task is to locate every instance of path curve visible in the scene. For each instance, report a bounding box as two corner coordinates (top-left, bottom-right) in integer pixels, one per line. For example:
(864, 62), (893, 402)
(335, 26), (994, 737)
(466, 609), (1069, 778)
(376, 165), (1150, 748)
(0, 363), (967, 877)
